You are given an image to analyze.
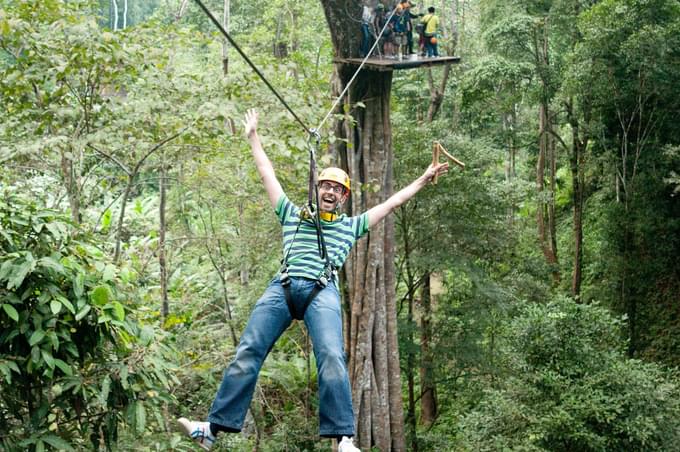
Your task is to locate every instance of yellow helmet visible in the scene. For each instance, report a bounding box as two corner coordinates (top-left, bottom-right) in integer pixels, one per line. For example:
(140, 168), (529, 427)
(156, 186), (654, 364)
(319, 167), (350, 192)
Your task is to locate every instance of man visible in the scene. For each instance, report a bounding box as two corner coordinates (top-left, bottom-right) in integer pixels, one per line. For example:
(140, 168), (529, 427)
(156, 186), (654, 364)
(374, 3), (395, 58)
(178, 109), (449, 451)
(391, 2), (408, 59)
(397, 0), (420, 55)
(420, 6), (439, 57)
(360, 1), (375, 57)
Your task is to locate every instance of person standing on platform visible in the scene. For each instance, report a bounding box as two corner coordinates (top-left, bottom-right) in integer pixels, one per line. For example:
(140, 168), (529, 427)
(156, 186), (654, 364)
(398, 0), (420, 55)
(372, 3), (387, 57)
(360, 1), (375, 57)
(420, 6), (439, 57)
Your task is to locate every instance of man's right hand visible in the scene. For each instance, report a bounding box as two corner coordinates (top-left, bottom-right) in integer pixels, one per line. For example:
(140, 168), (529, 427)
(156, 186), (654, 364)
(243, 109), (258, 139)
(243, 108), (284, 208)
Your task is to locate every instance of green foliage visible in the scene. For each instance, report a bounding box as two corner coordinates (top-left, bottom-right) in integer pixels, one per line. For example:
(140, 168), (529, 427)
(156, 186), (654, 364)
(568, 0), (680, 359)
(3, 0), (680, 449)
(0, 191), (178, 450)
(582, 169), (680, 364)
(0, 0), (130, 151)
(458, 297), (680, 451)
(577, 0), (680, 121)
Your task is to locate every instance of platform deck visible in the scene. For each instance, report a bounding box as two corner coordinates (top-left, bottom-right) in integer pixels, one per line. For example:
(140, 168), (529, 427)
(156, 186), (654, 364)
(335, 55), (461, 71)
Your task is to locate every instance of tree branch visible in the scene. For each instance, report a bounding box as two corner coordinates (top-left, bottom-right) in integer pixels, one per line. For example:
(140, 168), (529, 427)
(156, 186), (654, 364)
(87, 143), (132, 176)
(132, 126), (190, 174)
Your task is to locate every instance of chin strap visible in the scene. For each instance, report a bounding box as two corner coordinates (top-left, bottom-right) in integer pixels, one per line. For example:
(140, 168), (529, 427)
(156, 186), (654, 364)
(320, 211), (338, 222)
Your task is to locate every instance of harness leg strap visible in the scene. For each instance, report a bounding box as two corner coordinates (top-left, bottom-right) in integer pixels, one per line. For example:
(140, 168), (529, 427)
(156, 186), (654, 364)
(283, 283), (324, 321)
(282, 284), (301, 320)
(300, 285), (323, 319)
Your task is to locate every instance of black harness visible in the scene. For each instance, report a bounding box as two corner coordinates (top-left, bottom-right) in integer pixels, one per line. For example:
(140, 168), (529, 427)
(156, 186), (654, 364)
(279, 252), (336, 320)
(280, 133), (337, 320)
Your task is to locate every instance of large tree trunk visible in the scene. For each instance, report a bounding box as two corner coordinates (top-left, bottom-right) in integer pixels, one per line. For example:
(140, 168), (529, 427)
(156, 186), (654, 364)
(322, 3), (406, 449)
(399, 207), (419, 451)
(534, 18), (559, 281)
(406, 286), (418, 452)
(566, 98), (587, 300)
(420, 69), (445, 431)
(537, 101), (559, 277)
(339, 71), (405, 451)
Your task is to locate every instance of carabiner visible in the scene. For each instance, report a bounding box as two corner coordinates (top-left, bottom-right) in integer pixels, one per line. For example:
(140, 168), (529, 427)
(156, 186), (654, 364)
(308, 128), (321, 148)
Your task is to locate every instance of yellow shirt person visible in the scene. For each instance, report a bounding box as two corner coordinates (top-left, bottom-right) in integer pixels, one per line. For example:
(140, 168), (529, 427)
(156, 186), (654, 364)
(420, 7), (439, 57)
(421, 12), (439, 36)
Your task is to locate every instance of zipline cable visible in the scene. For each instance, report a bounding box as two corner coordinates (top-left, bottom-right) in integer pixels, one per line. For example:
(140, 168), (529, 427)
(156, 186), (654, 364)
(193, 0), (399, 141)
(192, 0), (398, 284)
(192, 0), (312, 135)
(314, 5), (399, 132)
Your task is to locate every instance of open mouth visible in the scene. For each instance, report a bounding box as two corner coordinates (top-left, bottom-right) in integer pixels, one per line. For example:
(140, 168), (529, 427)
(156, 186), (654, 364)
(320, 195), (337, 209)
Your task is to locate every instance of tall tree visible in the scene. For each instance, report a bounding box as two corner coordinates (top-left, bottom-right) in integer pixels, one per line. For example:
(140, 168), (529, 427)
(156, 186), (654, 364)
(419, 273), (437, 425)
(111, 0), (119, 30)
(552, 0), (594, 299)
(534, 14), (559, 279)
(425, 0), (460, 121)
(576, 0), (680, 354)
(483, 0), (560, 277)
(320, 1), (405, 449)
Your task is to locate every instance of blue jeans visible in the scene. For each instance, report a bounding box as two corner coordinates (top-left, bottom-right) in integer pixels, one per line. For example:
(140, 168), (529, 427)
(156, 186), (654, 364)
(360, 22), (372, 57)
(208, 277), (355, 437)
(425, 35), (438, 57)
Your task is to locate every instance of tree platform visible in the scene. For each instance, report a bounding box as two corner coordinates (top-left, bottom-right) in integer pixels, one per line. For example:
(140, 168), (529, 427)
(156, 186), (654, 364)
(334, 55), (461, 71)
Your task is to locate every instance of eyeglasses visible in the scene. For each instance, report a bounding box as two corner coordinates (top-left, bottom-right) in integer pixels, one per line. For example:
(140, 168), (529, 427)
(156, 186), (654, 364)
(319, 182), (345, 195)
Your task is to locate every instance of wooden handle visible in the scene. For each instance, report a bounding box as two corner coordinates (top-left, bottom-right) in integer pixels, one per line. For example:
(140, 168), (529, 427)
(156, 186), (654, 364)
(438, 143), (465, 169)
(432, 142), (440, 184)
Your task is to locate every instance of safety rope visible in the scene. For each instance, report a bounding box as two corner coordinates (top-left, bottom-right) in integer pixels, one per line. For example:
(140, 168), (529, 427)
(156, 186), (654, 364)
(193, 0), (398, 140)
(314, 5), (399, 132)
(280, 132), (328, 266)
(306, 134), (328, 261)
(193, 0), (396, 277)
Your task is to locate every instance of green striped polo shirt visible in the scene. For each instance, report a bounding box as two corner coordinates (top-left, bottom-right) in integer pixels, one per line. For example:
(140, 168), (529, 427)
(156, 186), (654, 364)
(276, 194), (369, 280)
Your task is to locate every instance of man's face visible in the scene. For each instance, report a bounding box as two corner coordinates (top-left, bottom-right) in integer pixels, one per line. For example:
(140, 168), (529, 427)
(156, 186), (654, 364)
(319, 181), (347, 212)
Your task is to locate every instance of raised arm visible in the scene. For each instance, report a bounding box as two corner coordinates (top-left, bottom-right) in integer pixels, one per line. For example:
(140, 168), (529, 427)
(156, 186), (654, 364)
(366, 161), (449, 229)
(243, 109), (284, 208)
